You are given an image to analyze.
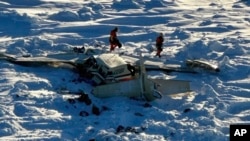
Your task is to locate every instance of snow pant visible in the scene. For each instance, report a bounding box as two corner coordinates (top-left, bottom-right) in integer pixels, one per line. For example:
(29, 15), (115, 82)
(109, 38), (122, 51)
(156, 45), (163, 57)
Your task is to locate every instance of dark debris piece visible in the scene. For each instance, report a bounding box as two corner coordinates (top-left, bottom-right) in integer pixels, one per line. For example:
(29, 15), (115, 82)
(73, 46), (85, 53)
(92, 105), (100, 116)
(116, 125), (144, 134)
(125, 126), (137, 133)
(170, 132), (175, 137)
(183, 108), (192, 113)
(102, 106), (111, 111)
(143, 103), (152, 108)
(79, 111), (89, 117)
(134, 112), (144, 117)
(116, 125), (125, 134)
(78, 93), (92, 105)
(68, 98), (76, 104)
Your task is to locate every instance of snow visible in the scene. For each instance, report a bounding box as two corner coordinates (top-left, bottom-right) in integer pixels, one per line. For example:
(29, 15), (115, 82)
(0, 0), (250, 140)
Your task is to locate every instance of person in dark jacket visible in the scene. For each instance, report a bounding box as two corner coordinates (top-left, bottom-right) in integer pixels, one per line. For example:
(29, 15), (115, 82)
(109, 27), (122, 51)
(155, 33), (164, 58)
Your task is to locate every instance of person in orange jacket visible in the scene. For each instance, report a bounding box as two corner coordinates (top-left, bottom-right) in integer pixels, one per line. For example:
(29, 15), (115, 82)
(109, 27), (122, 51)
(155, 33), (164, 58)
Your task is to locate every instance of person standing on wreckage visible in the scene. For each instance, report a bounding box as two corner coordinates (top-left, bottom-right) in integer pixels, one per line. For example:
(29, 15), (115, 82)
(155, 33), (164, 58)
(109, 27), (122, 52)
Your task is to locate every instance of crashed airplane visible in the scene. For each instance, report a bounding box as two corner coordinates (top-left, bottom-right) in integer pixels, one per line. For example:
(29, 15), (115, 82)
(92, 54), (191, 101)
(0, 47), (218, 101)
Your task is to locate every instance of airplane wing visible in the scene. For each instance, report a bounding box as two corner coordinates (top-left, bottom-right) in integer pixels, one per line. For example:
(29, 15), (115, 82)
(120, 54), (196, 74)
(0, 52), (89, 67)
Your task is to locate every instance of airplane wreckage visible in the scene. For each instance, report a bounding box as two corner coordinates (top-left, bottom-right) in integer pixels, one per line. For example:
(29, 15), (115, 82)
(0, 47), (220, 101)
